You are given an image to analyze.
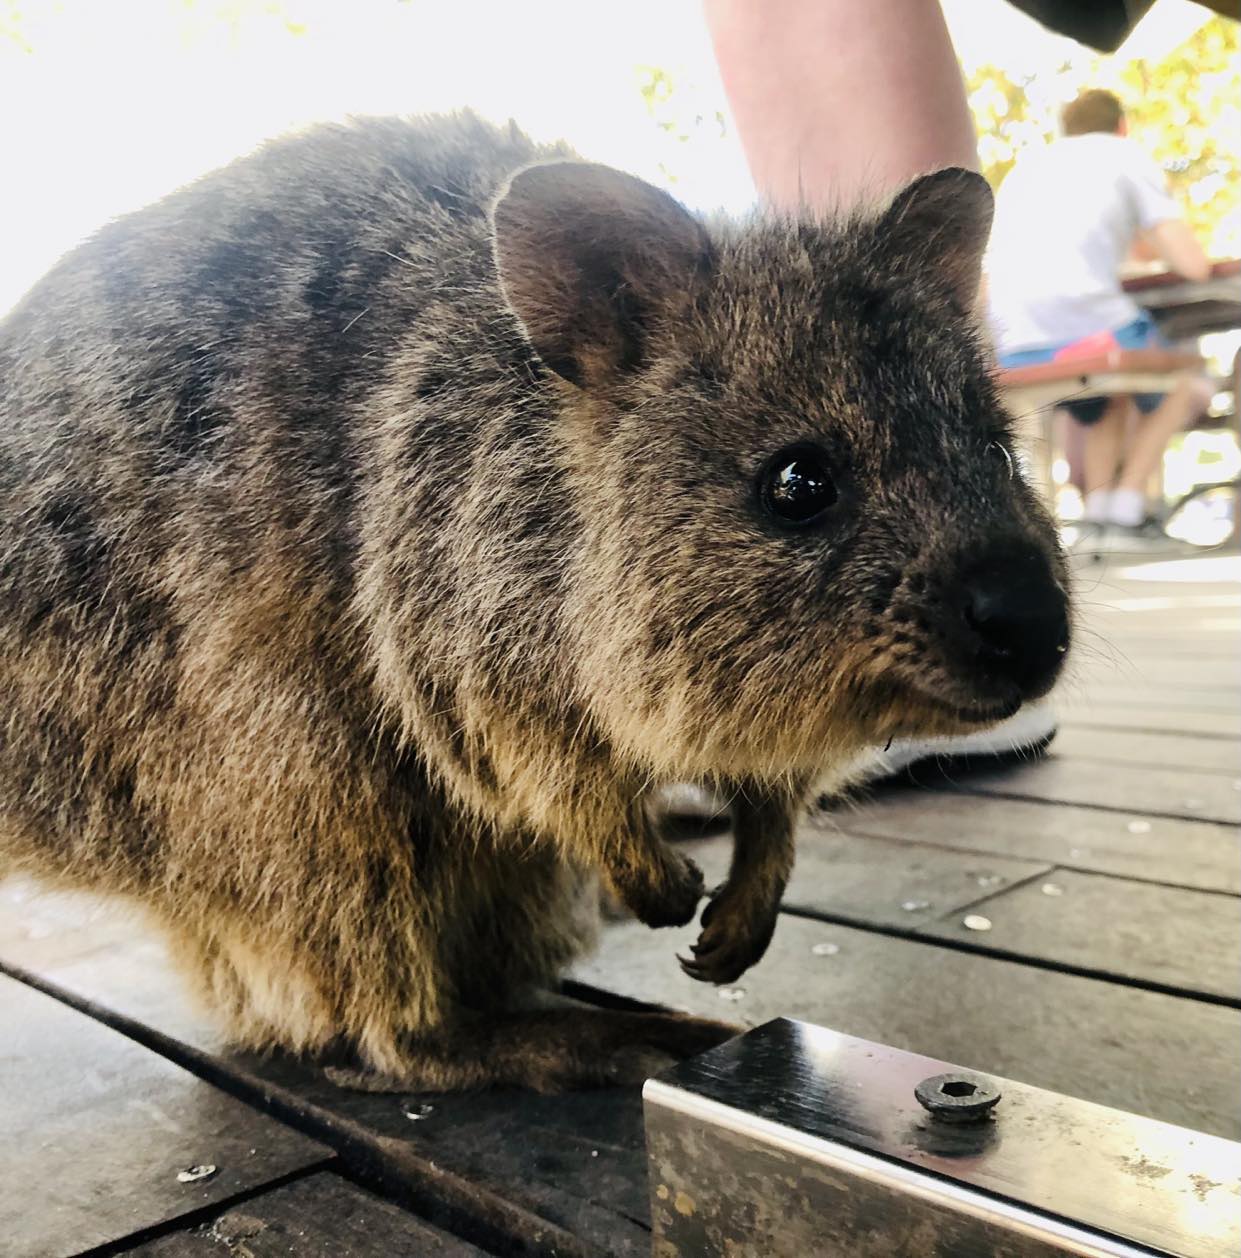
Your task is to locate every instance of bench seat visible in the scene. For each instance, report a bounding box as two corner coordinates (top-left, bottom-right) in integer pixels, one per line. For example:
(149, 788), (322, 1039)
(997, 349), (1206, 495)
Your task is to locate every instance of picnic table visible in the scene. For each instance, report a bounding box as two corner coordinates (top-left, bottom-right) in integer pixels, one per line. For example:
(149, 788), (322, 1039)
(998, 260), (1241, 503)
(1123, 257), (1241, 340)
(2, 550), (1239, 1256)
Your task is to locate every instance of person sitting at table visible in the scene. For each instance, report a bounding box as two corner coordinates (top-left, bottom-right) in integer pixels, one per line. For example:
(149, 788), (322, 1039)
(986, 89), (1214, 540)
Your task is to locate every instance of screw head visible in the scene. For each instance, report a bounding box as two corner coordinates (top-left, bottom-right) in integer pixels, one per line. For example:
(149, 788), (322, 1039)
(914, 1073), (1002, 1123)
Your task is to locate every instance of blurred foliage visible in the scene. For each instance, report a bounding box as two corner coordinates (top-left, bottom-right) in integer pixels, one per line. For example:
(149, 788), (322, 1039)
(172, 0), (309, 45)
(969, 16), (1240, 257)
(636, 62), (727, 186)
(1, 0), (309, 54)
(1, 0), (35, 52)
(637, 65), (727, 144)
(6, 1), (1235, 255)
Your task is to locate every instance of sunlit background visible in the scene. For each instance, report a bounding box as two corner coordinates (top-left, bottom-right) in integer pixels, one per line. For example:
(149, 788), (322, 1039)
(2, 0), (1238, 533)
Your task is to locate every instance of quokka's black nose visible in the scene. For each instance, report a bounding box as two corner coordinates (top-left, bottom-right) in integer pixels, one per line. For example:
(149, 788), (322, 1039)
(954, 544), (1069, 697)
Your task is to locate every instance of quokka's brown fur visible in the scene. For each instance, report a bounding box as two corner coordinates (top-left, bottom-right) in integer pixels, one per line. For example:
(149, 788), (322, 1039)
(0, 113), (1068, 1090)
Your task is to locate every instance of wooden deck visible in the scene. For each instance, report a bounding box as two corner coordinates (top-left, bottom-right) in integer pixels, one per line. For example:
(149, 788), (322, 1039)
(2, 550), (1238, 1257)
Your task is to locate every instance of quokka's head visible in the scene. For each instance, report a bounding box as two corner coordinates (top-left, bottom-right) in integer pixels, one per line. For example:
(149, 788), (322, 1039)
(490, 160), (1069, 779)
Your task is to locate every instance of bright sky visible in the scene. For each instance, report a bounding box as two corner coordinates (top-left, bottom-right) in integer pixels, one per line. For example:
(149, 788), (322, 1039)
(0, 0), (1213, 313)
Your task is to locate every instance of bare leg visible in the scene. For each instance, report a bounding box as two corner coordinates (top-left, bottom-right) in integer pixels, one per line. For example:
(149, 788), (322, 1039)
(1115, 376), (1213, 494)
(326, 1007), (738, 1093)
(705, 0), (978, 212)
(1082, 396), (1130, 494)
(681, 781), (802, 984)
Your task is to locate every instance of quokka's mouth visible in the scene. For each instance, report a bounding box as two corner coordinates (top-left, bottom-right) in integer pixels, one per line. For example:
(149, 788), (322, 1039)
(910, 688), (1023, 726)
(952, 695), (1023, 724)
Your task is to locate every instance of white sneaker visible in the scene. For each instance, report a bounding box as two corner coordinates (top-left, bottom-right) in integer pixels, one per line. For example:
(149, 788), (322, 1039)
(652, 701), (1058, 827)
(1071, 518), (1203, 560)
(868, 699), (1058, 781)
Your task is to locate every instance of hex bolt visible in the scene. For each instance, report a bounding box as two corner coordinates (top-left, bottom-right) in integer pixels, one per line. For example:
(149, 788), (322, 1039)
(914, 1073), (1002, 1124)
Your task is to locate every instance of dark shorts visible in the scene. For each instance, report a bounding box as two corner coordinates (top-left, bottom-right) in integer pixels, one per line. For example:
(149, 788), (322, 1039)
(999, 315), (1167, 427)
(1057, 393), (1162, 427)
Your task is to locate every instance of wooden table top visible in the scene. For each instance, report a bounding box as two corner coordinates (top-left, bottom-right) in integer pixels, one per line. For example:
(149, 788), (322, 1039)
(1121, 257), (1241, 294)
(997, 346), (1204, 388)
(1123, 259), (1241, 338)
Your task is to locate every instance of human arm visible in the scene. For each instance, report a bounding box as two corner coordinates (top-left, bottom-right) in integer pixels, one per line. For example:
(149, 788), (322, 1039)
(703, 0), (978, 212)
(1124, 143), (1211, 282)
(1143, 220), (1211, 283)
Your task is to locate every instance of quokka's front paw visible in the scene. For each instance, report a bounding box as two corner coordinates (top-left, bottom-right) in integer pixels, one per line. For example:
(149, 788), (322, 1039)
(614, 849), (705, 928)
(678, 881), (779, 985)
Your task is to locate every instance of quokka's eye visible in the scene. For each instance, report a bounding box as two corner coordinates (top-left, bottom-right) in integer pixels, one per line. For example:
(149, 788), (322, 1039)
(760, 445), (839, 526)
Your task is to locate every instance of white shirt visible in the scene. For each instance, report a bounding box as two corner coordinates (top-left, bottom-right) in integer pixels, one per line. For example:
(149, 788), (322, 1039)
(985, 133), (1179, 354)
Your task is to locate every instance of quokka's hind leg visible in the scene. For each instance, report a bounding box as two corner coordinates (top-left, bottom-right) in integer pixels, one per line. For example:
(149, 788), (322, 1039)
(162, 913), (446, 1076)
(326, 1006), (739, 1094)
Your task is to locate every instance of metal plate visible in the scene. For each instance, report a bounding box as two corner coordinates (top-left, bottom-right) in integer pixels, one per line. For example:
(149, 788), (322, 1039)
(645, 1019), (1241, 1257)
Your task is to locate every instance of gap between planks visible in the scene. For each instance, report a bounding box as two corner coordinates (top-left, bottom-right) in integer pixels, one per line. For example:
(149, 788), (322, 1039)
(829, 817), (1238, 897)
(0, 958), (596, 1258)
(770, 897), (1241, 1011)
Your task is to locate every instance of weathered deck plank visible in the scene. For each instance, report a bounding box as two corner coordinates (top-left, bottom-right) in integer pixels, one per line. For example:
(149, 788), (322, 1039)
(684, 828), (1050, 929)
(907, 753), (1241, 825)
(0, 921), (650, 1258)
(1062, 681), (1239, 715)
(1048, 726), (1240, 773)
(686, 807), (1240, 999)
(0, 552), (1236, 1255)
(0, 974), (332, 1258)
(1058, 701), (1240, 738)
(129, 1174), (486, 1256)
(571, 914), (1241, 1141)
(828, 791), (1241, 893)
(1068, 657), (1241, 690)
(920, 868), (1241, 1001)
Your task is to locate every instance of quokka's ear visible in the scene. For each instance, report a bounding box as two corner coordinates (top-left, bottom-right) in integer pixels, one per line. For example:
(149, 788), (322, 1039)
(877, 167), (994, 309)
(491, 160), (711, 389)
